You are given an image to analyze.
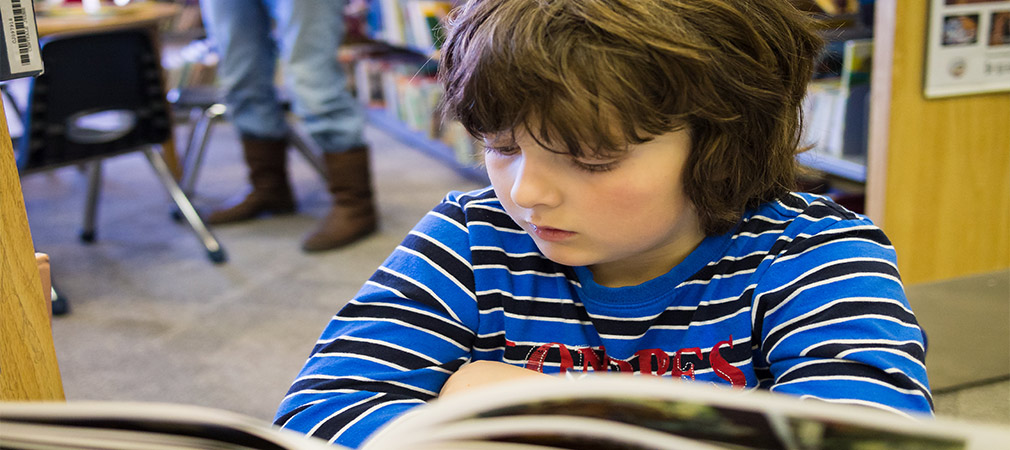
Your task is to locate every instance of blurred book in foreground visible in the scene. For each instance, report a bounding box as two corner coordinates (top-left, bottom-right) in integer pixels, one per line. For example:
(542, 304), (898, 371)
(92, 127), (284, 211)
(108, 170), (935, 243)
(3, 375), (1009, 449)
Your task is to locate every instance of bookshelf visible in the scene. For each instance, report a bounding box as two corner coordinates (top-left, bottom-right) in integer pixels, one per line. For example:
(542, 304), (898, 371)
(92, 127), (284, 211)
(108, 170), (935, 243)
(796, 0), (1010, 283)
(361, 1), (1009, 283)
(361, 2), (873, 187)
(355, 0), (487, 184)
(795, 2), (875, 188)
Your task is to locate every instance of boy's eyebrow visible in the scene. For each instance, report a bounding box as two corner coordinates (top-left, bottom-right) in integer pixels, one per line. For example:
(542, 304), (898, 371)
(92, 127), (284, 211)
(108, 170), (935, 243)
(482, 131), (518, 144)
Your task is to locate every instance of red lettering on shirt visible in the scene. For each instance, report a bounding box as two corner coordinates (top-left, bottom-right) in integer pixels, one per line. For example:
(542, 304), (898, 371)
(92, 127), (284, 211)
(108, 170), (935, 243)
(710, 336), (747, 388)
(507, 336), (745, 387)
(525, 342), (574, 373)
(670, 347), (702, 380)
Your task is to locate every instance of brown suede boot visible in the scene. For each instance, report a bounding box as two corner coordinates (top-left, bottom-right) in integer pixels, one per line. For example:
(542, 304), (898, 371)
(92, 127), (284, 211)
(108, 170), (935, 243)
(207, 137), (296, 224)
(301, 146), (378, 252)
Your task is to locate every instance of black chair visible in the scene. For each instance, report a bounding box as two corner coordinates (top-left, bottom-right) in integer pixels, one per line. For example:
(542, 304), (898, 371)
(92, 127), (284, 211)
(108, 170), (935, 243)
(15, 29), (226, 264)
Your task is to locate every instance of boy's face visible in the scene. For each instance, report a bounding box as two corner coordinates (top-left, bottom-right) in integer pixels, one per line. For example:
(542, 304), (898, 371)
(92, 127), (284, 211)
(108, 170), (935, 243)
(484, 126), (705, 288)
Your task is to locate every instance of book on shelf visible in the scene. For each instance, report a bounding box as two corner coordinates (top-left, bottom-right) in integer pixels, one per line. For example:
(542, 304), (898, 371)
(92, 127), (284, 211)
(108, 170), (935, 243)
(837, 38), (872, 158)
(350, 47), (482, 170)
(353, 54), (441, 134)
(403, 1), (453, 52)
(372, 0), (407, 46)
(3, 375), (1009, 450)
(368, 0), (453, 54)
(800, 38), (872, 168)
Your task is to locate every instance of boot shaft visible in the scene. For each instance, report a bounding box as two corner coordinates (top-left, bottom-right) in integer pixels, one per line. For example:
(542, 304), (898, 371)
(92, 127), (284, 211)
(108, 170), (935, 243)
(322, 146), (374, 209)
(301, 146), (378, 252)
(241, 137), (291, 191)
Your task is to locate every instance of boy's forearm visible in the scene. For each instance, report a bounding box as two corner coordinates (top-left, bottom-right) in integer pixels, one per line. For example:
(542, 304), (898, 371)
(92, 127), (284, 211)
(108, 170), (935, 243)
(439, 360), (555, 398)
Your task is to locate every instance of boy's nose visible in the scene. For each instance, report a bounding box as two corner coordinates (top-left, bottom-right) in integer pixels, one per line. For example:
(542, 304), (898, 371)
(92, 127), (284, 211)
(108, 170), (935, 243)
(510, 156), (560, 209)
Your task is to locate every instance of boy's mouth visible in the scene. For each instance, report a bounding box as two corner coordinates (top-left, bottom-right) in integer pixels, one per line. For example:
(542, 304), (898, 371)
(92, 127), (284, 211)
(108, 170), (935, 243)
(529, 223), (576, 242)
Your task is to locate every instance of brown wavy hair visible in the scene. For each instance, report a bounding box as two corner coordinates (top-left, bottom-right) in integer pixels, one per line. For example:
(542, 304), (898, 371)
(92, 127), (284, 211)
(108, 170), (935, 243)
(438, 0), (824, 235)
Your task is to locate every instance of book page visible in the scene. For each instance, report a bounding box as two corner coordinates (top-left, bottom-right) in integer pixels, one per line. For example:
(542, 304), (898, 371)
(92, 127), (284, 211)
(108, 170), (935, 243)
(364, 375), (1009, 450)
(379, 415), (731, 450)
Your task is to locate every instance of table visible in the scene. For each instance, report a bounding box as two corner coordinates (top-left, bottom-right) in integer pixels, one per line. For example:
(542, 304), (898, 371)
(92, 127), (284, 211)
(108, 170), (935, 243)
(905, 271), (1010, 393)
(34, 1), (181, 37)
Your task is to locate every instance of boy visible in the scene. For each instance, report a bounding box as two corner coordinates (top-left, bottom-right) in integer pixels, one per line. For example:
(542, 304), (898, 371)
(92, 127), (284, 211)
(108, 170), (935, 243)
(275, 0), (933, 447)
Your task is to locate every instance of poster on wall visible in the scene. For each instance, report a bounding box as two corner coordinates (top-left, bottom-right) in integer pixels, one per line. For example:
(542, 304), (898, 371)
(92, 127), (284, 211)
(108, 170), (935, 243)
(924, 0), (1010, 98)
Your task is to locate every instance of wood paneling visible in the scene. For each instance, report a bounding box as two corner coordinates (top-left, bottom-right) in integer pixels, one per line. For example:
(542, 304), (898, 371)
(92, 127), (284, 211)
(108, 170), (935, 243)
(868, 0), (1010, 284)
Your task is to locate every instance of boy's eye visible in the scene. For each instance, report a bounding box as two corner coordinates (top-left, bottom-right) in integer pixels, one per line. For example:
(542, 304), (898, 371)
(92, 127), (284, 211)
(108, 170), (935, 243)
(485, 145), (521, 156)
(572, 157), (619, 173)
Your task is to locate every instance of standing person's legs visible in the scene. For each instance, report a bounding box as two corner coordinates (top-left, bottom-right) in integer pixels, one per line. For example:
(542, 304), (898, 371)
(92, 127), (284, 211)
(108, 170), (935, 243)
(202, 0), (295, 224)
(275, 0), (377, 251)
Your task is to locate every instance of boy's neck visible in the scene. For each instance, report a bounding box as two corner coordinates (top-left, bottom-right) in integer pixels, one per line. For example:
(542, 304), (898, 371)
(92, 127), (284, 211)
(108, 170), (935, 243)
(589, 225), (706, 288)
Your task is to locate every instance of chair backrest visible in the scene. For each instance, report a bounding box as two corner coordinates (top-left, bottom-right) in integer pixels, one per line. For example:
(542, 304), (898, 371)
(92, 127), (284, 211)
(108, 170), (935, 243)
(16, 29), (171, 173)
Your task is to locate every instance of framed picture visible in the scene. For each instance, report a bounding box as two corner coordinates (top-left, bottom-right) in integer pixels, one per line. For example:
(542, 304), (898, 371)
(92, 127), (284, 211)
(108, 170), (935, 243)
(924, 0), (1010, 98)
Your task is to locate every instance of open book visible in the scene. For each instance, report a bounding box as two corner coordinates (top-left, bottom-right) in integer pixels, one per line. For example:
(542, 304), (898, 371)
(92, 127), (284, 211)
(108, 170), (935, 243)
(2, 375), (1008, 450)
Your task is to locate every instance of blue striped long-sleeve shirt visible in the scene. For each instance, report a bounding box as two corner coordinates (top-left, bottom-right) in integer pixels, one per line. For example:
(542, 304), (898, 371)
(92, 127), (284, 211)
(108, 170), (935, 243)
(274, 188), (933, 448)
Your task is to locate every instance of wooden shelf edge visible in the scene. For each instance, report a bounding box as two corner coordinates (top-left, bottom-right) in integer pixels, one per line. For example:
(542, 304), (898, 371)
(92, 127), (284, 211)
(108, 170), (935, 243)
(797, 151), (867, 183)
(365, 108), (489, 185)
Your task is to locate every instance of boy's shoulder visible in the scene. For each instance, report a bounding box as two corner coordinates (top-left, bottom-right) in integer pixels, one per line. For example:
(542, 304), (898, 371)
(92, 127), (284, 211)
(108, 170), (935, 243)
(440, 187), (512, 222)
(432, 187), (522, 233)
(743, 192), (875, 236)
(442, 186), (500, 208)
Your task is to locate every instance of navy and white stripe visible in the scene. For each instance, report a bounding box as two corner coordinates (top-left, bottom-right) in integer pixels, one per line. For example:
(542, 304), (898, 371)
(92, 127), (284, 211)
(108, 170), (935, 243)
(275, 189), (932, 448)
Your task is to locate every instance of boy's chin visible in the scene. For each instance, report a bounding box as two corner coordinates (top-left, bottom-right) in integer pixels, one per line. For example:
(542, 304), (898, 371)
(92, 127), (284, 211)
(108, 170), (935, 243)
(534, 244), (599, 268)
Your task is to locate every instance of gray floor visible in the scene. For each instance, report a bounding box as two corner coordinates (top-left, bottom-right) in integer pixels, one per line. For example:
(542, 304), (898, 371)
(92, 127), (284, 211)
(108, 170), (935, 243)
(20, 120), (1008, 427)
(22, 121), (480, 421)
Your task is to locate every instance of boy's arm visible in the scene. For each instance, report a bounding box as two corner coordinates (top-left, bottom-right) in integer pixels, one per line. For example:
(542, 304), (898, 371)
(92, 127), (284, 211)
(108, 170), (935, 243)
(440, 360), (555, 398)
(274, 197), (478, 448)
(754, 217), (933, 416)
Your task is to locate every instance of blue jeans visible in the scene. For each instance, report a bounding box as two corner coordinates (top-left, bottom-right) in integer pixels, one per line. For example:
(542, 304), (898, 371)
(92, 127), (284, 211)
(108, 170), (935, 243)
(201, 0), (365, 153)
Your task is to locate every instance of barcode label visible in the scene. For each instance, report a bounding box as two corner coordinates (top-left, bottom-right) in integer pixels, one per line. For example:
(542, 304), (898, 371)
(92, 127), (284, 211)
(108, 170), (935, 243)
(1, 0), (42, 77)
(11, 0), (29, 65)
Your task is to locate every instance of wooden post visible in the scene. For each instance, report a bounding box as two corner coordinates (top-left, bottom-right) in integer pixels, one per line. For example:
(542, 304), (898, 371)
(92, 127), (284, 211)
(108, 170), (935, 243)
(0, 94), (65, 401)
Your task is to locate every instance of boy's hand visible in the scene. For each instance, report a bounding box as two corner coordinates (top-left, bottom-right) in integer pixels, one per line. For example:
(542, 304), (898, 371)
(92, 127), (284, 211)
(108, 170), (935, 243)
(439, 360), (554, 398)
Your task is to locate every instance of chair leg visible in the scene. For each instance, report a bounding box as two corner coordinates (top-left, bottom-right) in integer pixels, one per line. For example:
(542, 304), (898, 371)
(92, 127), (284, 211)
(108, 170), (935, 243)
(51, 284), (69, 316)
(177, 107), (205, 193)
(144, 146), (228, 264)
(80, 161), (102, 243)
(180, 103), (227, 197)
(287, 119), (326, 181)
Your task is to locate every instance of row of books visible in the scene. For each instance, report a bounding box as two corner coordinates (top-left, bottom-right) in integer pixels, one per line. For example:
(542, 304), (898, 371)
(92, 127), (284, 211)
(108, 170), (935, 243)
(365, 0), (454, 55)
(800, 38), (873, 175)
(354, 0), (487, 173)
(349, 46), (482, 167)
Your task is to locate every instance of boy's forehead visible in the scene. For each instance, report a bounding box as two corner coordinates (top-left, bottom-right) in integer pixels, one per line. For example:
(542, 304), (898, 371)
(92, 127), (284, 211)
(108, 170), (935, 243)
(482, 131), (516, 144)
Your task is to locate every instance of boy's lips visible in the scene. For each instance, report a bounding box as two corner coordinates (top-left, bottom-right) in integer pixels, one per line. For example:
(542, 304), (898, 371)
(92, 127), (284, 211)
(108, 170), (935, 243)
(529, 223), (576, 242)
